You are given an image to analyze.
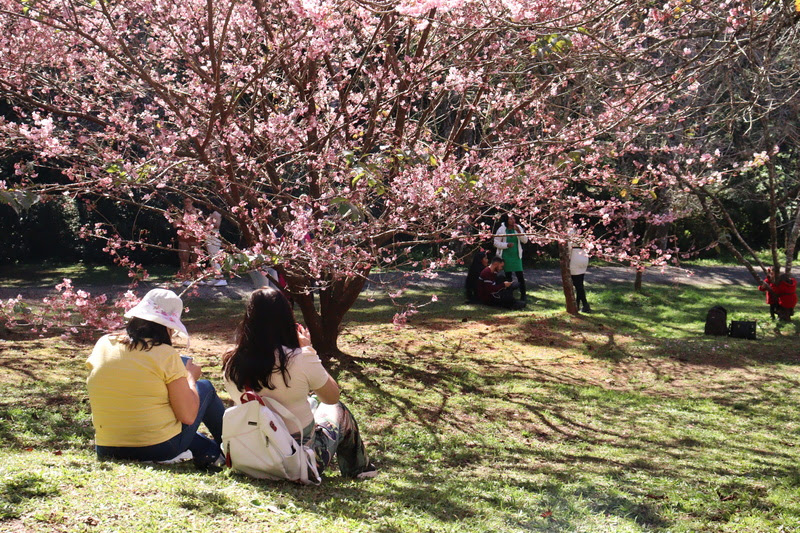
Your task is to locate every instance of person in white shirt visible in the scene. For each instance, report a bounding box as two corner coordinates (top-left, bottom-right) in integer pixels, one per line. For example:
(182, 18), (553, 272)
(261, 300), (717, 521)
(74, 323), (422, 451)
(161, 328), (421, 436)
(569, 245), (591, 313)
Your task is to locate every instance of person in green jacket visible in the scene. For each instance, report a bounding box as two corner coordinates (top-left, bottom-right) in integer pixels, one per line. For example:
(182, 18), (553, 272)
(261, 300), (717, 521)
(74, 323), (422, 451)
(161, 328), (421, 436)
(494, 213), (529, 302)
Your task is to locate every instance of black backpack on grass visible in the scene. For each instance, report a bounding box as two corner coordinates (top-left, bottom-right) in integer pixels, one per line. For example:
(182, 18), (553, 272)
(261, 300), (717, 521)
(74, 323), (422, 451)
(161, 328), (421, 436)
(704, 306), (728, 336)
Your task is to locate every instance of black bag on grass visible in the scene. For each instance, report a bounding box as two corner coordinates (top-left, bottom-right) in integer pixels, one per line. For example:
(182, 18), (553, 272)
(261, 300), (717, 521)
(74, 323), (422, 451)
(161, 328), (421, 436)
(729, 320), (757, 340)
(704, 306), (728, 336)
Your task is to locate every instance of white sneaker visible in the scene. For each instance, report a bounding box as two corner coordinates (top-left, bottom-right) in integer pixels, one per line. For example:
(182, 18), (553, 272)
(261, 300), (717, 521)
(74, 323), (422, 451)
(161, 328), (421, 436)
(211, 279), (228, 287)
(144, 449), (193, 464)
(355, 463), (378, 479)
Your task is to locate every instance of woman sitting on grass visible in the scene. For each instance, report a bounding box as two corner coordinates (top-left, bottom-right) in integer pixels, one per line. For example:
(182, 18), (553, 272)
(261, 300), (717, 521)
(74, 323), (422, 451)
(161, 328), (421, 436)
(221, 287), (376, 479)
(465, 249), (489, 303)
(86, 289), (224, 469)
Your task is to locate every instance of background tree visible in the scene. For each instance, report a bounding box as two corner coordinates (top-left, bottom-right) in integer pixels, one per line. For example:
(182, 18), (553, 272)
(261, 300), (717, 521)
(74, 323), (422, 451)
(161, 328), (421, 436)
(646, 0), (800, 284)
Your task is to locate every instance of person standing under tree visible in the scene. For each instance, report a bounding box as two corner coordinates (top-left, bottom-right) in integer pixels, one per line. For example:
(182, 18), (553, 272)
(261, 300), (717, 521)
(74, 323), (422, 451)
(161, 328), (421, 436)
(204, 211), (227, 287)
(494, 214), (529, 303)
(177, 198), (200, 283)
(570, 243), (591, 313)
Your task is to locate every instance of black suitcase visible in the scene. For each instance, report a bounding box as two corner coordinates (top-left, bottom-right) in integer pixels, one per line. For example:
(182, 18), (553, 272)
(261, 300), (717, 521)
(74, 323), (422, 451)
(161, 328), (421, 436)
(729, 320), (757, 340)
(704, 306), (728, 336)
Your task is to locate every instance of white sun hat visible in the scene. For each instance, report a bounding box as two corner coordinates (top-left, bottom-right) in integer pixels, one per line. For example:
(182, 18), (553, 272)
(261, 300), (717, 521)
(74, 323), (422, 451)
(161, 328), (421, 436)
(124, 289), (188, 339)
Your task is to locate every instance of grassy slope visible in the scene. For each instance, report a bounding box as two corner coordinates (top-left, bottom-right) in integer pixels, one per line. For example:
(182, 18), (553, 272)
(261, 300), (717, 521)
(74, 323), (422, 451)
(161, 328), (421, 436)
(1, 277), (800, 532)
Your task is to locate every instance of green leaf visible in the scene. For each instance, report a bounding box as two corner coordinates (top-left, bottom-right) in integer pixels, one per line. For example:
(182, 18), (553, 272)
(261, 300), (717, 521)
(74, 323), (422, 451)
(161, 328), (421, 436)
(568, 150), (584, 163)
(351, 169), (365, 187)
(0, 190), (40, 215)
(137, 164), (156, 180)
(335, 200), (362, 222)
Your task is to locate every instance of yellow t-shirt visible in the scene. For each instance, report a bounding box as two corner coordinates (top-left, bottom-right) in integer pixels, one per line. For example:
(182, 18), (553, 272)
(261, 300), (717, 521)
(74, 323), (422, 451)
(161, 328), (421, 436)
(86, 335), (187, 447)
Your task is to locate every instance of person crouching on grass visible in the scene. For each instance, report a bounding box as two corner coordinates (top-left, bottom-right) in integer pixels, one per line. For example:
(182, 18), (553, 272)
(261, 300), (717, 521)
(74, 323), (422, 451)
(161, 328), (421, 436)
(478, 256), (518, 308)
(759, 269), (797, 322)
(86, 289), (225, 469)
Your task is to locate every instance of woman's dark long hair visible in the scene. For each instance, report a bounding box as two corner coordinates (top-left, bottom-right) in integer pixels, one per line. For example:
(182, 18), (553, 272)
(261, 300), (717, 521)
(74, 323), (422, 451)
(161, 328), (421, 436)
(123, 317), (172, 351)
(222, 287), (300, 391)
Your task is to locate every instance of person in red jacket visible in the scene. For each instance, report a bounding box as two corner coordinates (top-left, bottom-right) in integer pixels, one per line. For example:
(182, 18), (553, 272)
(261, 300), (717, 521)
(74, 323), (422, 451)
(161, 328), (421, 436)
(760, 269), (797, 321)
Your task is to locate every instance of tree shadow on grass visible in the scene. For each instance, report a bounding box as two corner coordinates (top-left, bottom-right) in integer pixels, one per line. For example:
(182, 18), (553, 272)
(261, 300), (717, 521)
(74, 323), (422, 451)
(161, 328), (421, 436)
(197, 471), (485, 527)
(331, 353), (452, 448)
(0, 472), (61, 519)
(0, 377), (92, 448)
(495, 479), (672, 531)
(328, 329), (800, 530)
(3, 280), (800, 530)
(175, 488), (238, 516)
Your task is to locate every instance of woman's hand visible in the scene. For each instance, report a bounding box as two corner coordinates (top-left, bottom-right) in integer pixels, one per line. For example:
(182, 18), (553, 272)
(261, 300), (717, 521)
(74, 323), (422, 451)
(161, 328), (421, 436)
(297, 324), (312, 347)
(185, 359), (202, 381)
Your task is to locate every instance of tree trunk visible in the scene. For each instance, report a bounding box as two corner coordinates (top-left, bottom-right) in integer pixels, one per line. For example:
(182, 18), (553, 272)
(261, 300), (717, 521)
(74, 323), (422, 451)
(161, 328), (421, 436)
(290, 272), (369, 362)
(634, 269), (643, 292)
(559, 243), (579, 315)
(784, 190), (800, 276)
(679, 179), (766, 285)
(766, 157), (781, 274)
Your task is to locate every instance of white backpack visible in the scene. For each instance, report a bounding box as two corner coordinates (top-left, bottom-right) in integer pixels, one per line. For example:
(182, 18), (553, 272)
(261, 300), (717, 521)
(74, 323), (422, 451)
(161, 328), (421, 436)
(222, 389), (320, 484)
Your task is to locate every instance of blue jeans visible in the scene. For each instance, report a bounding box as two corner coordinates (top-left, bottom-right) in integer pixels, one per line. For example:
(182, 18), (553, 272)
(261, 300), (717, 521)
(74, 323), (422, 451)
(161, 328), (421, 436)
(96, 379), (224, 466)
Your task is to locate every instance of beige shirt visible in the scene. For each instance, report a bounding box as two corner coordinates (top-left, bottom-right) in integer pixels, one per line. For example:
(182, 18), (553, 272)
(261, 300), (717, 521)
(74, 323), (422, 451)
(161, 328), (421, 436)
(224, 345), (330, 431)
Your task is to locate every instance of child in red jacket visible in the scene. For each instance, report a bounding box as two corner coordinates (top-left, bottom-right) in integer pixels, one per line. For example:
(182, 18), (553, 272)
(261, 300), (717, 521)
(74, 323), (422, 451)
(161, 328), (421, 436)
(760, 270), (798, 321)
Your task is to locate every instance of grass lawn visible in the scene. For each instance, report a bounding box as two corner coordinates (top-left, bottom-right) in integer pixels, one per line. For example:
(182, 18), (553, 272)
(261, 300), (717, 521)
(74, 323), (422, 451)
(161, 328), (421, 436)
(1, 275), (799, 532)
(0, 261), (177, 288)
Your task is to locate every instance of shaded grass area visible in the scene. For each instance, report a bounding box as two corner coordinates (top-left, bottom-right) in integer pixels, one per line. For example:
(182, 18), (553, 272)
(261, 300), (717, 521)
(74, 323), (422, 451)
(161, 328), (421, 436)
(0, 261), (176, 288)
(1, 278), (800, 531)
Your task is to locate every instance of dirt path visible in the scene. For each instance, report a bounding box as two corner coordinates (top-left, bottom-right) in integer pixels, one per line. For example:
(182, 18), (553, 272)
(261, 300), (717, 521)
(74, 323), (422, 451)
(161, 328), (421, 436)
(0, 265), (757, 301)
(367, 264), (757, 291)
(0, 266), (755, 300)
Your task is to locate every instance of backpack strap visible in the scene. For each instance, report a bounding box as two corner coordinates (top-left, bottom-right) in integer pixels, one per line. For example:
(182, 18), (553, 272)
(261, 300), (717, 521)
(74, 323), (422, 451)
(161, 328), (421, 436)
(240, 388), (266, 406)
(261, 396), (318, 484)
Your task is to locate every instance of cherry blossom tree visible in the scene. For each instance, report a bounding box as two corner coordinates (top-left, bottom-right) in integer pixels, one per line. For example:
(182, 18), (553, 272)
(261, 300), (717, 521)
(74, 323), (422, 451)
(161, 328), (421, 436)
(0, 0), (719, 353)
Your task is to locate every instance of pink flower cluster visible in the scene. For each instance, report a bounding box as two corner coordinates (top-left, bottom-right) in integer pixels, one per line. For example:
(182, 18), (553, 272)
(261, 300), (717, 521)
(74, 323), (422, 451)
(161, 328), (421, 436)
(0, 279), (140, 339)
